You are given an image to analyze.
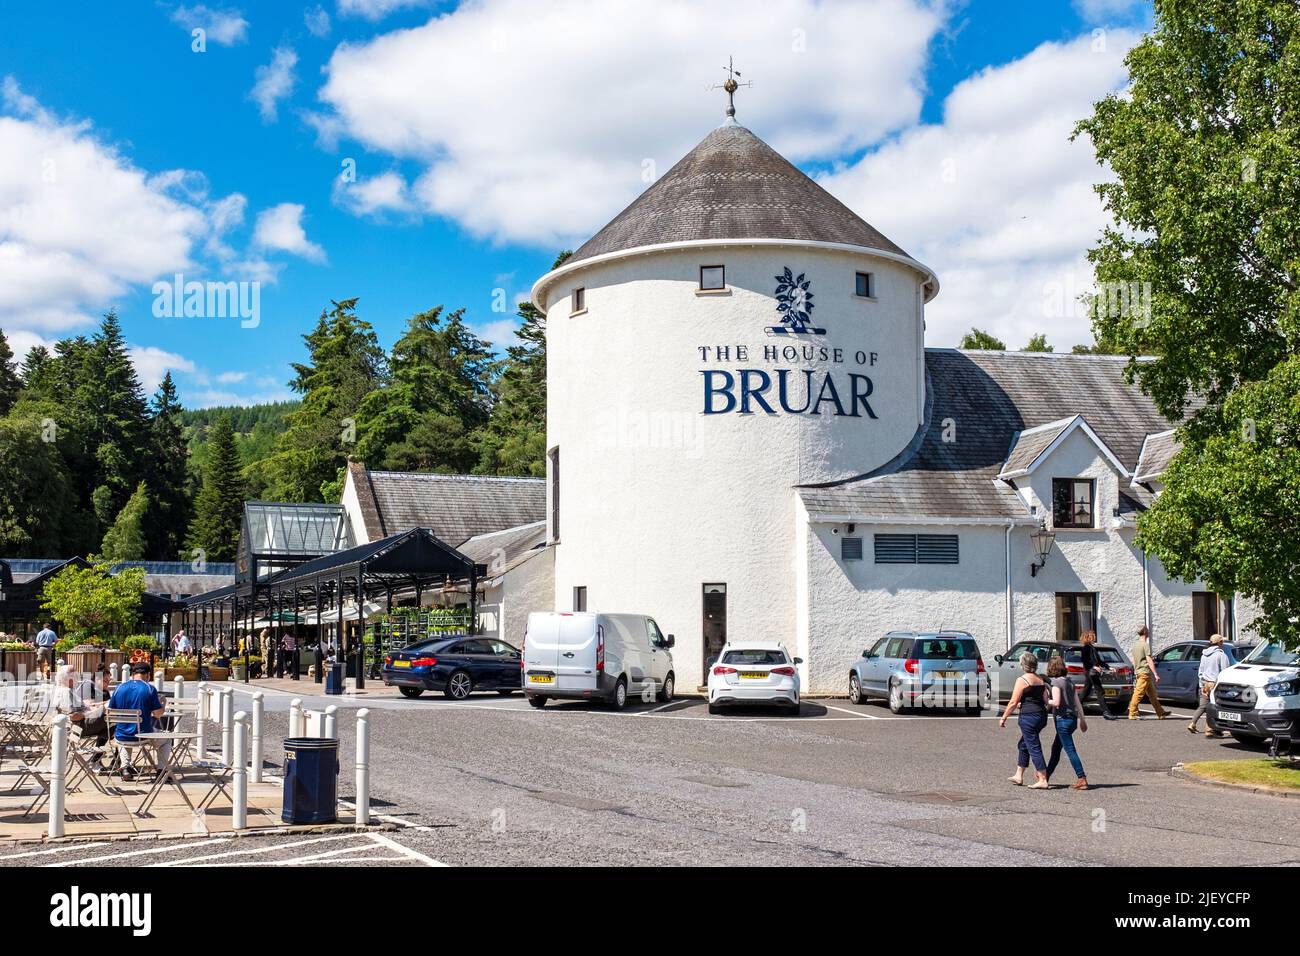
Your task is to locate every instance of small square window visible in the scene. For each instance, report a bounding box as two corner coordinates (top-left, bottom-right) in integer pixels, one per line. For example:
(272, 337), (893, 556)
(699, 265), (726, 291)
(1052, 478), (1096, 529)
(855, 272), (874, 298)
(571, 287), (585, 313)
(841, 537), (864, 561)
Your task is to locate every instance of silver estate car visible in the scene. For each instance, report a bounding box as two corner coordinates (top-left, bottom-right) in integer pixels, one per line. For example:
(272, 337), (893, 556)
(848, 630), (992, 715)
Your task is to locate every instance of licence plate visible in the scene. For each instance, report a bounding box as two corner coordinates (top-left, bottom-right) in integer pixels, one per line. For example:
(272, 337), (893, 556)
(1104, 688), (1117, 697)
(1217, 710), (1242, 723)
(935, 670), (962, 679)
(740, 671), (767, 679)
(392, 660), (410, 669)
(530, 674), (554, 684)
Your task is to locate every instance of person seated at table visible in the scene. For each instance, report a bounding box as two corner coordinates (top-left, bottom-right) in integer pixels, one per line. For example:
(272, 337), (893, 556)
(108, 662), (166, 780)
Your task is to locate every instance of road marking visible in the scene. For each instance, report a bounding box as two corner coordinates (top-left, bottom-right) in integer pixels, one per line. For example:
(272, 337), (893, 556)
(152, 832), (365, 866)
(47, 837), (232, 867)
(821, 702), (879, 719)
(196, 840), (384, 867)
(0, 841), (110, 861)
(367, 830), (446, 866)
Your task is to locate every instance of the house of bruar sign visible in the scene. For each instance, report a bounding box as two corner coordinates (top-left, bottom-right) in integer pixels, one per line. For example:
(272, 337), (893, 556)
(698, 268), (880, 418)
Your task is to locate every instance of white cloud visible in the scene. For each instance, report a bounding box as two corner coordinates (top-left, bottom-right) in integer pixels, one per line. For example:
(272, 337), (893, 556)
(188, 385), (295, 408)
(6, 329), (55, 366)
(304, 5), (332, 37)
(475, 318), (521, 351)
(336, 0), (431, 21)
(251, 47), (298, 122)
(331, 169), (414, 217)
(253, 202), (327, 262)
(169, 4), (249, 45)
(819, 32), (1137, 350)
(129, 345), (197, 396)
(316, 0), (944, 244)
(215, 370), (247, 384)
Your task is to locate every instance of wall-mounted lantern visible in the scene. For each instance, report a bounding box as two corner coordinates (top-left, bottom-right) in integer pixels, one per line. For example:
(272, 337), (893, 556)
(1030, 526), (1056, 577)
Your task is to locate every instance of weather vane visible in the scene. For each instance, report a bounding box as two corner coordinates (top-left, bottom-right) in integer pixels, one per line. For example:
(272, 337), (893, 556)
(708, 56), (752, 122)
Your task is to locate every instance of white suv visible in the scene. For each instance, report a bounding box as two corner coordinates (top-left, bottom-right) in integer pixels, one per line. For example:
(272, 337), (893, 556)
(1207, 641), (1300, 744)
(707, 642), (801, 715)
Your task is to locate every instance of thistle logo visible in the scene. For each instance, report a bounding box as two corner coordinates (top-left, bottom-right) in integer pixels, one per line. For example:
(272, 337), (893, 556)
(767, 267), (824, 335)
(49, 886), (152, 936)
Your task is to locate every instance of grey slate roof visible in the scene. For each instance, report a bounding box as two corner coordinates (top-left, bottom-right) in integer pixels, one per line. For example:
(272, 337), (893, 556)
(569, 123), (910, 264)
(800, 350), (1180, 520)
(1134, 428), (1180, 482)
(998, 417), (1076, 478)
(354, 466), (546, 547)
(457, 521), (549, 579)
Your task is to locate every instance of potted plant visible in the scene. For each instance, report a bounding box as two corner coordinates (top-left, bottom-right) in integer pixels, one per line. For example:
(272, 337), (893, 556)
(164, 652), (199, 682)
(0, 641), (37, 681)
(62, 633), (126, 676)
(122, 635), (159, 665)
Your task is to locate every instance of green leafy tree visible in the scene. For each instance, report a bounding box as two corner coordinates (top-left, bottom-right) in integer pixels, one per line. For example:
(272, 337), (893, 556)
(263, 299), (386, 501)
(1073, 0), (1300, 420)
(476, 299), (548, 476)
(356, 306), (497, 474)
(41, 562), (146, 637)
(0, 328), (19, 416)
(186, 416), (246, 561)
(146, 372), (191, 558)
(0, 405), (74, 556)
(958, 328), (1006, 350)
(1023, 334), (1053, 353)
(1137, 357), (1300, 646)
(99, 480), (150, 562)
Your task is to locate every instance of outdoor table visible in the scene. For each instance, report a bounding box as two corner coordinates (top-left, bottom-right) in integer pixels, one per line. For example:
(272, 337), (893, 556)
(133, 731), (199, 815)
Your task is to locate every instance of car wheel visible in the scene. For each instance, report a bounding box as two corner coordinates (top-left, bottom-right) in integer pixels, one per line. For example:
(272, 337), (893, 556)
(849, 674), (867, 705)
(657, 673), (675, 702)
(609, 677), (628, 710)
(527, 695), (547, 708)
(888, 679), (909, 715)
(445, 669), (474, 700)
(708, 702), (721, 715)
(398, 686), (424, 699)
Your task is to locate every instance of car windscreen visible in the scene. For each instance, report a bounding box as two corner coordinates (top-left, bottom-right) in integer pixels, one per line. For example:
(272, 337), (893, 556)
(721, 649), (788, 666)
(1060, 647), (1125, 665)
(914, 638), (978, 659)
(1242, 642), (1300, 667)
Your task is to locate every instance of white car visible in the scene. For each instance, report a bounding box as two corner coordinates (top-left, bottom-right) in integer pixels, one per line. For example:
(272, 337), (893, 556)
(707, 641), (801, 715)
(1207, 641), (1300, 744)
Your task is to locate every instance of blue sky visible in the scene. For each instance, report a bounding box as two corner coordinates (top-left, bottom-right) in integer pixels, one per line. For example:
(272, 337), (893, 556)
(0, 0), (1152, 408)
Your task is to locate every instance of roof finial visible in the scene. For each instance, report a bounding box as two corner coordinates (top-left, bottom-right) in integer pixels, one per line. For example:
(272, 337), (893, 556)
(708, 56), (751, 124)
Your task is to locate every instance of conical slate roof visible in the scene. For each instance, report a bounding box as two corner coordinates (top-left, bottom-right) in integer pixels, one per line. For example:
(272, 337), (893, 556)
(569, 122), (910, 264)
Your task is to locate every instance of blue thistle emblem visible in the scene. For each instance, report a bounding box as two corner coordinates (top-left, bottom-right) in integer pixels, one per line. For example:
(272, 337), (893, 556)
(767, 267), (824, 335)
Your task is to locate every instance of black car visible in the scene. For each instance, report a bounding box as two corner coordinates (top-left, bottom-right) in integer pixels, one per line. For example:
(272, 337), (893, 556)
(1154, 640), (1256, 706)
(382, 636), (522, 699)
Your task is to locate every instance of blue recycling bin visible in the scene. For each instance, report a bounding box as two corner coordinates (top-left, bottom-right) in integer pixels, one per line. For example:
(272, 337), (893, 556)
(281, 737), (339, 824)
(325, 661), (344, 695)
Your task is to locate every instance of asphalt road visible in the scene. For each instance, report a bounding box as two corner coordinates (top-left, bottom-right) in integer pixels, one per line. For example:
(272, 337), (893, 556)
(10, 687), (1298, 867)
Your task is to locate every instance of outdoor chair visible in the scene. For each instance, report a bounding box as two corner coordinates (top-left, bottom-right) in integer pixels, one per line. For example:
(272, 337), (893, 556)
(63, 719), (111, 796)
(163, 698), (198, 733)
(105, 708), (152, 780)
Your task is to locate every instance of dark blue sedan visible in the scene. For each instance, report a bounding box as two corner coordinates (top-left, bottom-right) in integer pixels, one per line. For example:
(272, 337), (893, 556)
(1153, 640), (1255, 706)
(382, 637), (522, 699)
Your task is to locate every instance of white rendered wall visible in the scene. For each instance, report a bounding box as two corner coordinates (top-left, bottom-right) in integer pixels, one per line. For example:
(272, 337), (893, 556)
(499, 548), (555, 648)
(546, 245), (929, 688)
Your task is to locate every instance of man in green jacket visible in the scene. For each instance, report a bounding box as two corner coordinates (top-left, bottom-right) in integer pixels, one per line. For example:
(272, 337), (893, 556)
(1127, 625), (1168, 720)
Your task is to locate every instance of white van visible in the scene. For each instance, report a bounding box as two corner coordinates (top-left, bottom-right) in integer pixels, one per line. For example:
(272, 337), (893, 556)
(1207, 640), (1300, 744)
(523, 612), (675, 710)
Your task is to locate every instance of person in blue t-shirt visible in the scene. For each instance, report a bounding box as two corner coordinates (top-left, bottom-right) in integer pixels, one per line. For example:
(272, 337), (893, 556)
(108, 662), (165, 741)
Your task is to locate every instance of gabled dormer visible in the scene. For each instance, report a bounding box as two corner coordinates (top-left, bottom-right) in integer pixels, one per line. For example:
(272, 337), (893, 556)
(998, 415), (1132, 531)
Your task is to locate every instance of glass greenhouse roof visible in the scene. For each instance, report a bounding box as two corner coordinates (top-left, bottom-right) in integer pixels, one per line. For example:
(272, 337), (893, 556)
(240, 502), (353, 560)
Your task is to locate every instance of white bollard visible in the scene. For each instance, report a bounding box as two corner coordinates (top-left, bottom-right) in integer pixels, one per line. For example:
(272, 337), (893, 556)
(195, 683), (207, 759)
(324, 704), (338, 740)
(232, 711), (248, 830)
(49, 715), (68, 839)
(289, 698), (304, 738)
(175, 675), (185, 700)
(154, 669), (164, 694)
(109, 662), (120, 684)
(251, 692), (264, 783)
(220, 686), (234, 765)
(355, 708), (370, 825)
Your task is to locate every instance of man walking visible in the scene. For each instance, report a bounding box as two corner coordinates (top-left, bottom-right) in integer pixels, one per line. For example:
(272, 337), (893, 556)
(1189, 634), (1232, 738)
(34, 621), (58, 679)
(1127, 625), (1167, 720)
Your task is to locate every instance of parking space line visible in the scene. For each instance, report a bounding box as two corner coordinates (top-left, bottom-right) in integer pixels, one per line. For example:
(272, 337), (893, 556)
(47, 837), (232, 867)
(367, 830), (446, 866)
(821, 702), (879, 719)
(0, 841), (110, 861)
(151, 832), (365, 866)
(196, 841), (388, 867)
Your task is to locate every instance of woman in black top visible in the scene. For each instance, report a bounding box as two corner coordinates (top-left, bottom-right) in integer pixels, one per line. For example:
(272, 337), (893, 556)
(1078, 630), (1117, 720)
(999, 652), (1050, 789)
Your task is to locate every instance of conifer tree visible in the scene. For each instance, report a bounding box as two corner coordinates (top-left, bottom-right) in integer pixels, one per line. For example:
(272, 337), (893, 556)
(99, 480), (150, 562)
(186, 416), (246, 561)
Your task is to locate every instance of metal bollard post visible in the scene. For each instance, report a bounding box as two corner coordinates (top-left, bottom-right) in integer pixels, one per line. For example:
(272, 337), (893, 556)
(251, 692), (264, 783)
(324, 704), (338, 739)
(195, 683), (207, 759)
(49, 715), (68, 839)
(289, 698), (304, 738)
(355, 708), (370, 825)
(220, 687), (234, 765)
(232, 711), (248, 830)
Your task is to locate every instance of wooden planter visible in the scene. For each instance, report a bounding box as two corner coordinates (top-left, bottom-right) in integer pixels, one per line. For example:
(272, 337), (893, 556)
(203, 665), (230, 682)
(64, 649), (126, 676)
(163, 666), (199, 682)
(1, 649), (38, 681)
